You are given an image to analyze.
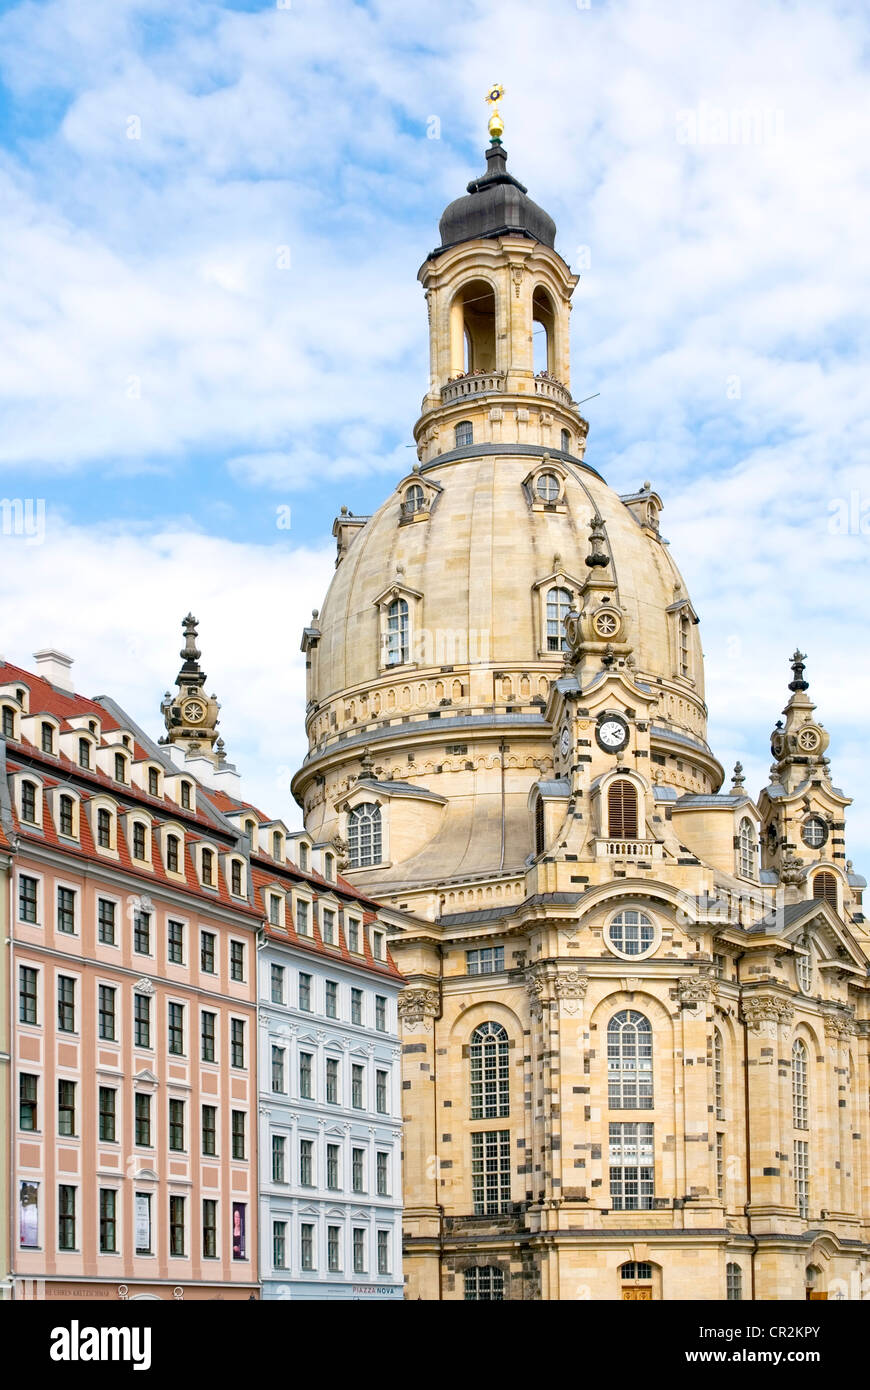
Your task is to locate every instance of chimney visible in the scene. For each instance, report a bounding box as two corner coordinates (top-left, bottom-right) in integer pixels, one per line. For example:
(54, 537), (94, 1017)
(33, 649), (74, 693)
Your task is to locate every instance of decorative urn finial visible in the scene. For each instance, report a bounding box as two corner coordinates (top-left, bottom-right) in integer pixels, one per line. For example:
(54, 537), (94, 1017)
(485, 83), (506, 143)
(788, 649), (809, 692)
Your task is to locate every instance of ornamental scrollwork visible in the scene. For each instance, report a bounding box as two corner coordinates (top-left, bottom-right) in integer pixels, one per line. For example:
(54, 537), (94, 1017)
(397, 987), (440, 1033)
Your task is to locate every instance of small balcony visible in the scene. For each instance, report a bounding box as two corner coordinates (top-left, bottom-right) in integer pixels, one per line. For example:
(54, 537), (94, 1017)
(595, 838), (663, 861)
(533, 373), (573, 407)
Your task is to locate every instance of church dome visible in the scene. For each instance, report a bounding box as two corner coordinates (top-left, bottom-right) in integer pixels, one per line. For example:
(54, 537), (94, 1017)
(434, 144), (556, 256)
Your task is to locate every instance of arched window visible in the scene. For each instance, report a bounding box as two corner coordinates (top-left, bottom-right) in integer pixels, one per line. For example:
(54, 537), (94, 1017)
(560, 428), (570, 453)
(546, 586), (571, 652)
(78, 737), (90, 769)
(738, 818), (756, 879)
(796, 943), (813, 994)
(58, 794), (75, 839)
(812, 871), (837, 908)
(166, 833), (180, 874)
(348, 803), (382, 869)
(607, 1011), (653, 1109)
(403, 483), (425, 516)
(713, 1028), (724, 1120)
(608, 780), (639, 839)
(464, 1266), (504, 1301)
(455, 420), (473, 448)
(324, 851), (335, 881)
(20, 779), (38, 824)
(679, 614), (691, 678)
(726, 1263), (742, 1301)
(299, 842), (309, 872)
(532, 286), (555, 375)
(607, 909), (654, 957)
(470, 1022), (510, 1119)
(272, 831), (283, 860)
(792, 1039), (808, 1130)
(386, 598), (409, 667)
(534, 796), (545, 856)
(1, 704), (15, 738)
(620, 1260), (652, 1282)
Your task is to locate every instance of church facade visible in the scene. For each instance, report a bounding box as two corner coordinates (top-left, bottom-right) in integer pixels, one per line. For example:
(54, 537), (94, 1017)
(291, 105), (869, 1301)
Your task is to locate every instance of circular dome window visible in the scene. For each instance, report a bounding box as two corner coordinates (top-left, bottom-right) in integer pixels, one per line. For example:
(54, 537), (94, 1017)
(607, 908), (657, 959)
(536, 472), (560, 502)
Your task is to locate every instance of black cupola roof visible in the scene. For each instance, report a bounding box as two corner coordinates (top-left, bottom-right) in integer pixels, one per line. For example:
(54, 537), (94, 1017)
(431, 144), (557, 258)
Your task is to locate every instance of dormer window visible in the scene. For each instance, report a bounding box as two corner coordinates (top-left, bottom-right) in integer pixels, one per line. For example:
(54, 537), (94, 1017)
(78, 738), (91, 770)
(245, 818), (256, 844)
(180, 781), (192, 810)
(2, 705), (15, 738)
(455, 420), (473, 448)
(132, 822), (148, 861)
(348, 803), (382, 869)
(231, 859), (244, 896)
(201, 848), (215, 887)
(41, 722), (54, 754)
(166, 834), (180, 874)
(114, 752), (127, 783)
(299, 842), (309, 872)
(96, 807), (113, 850)
(386, 598), (409, 667)
(403, 483), (425, 515)
(272, 831), (283, 861)
(268, 893), (282, 927)
(546, 587), (572, 652)
(20, 780), (38, 825)
(536, 472), (560, 503)
(372, 928), (386, 961)
(324, 851), (335, 881)
(58, 794), (75, 838)
(148, 768), (160, 798)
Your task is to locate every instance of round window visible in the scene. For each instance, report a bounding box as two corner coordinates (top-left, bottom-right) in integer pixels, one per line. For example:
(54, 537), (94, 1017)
(607, 909), (656, 958)
(801, 816), (827, 848)
(536, 472), (560, 502)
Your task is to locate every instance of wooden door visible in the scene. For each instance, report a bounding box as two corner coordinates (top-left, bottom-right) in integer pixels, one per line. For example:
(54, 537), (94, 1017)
(622, 1286), (653, 1300)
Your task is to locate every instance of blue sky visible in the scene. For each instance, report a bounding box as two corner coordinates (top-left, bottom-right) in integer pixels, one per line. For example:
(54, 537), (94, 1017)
(1, 0), (869, 858)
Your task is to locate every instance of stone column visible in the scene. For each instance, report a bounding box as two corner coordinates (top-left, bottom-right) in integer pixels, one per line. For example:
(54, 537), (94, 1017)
(397, 985), (441, 1300)
(741, 994), (795, 1225)
(676, 977), (718, 1223)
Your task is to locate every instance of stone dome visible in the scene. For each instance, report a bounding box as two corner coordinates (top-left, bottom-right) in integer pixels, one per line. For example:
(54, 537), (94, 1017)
(434, 144), (556, 256)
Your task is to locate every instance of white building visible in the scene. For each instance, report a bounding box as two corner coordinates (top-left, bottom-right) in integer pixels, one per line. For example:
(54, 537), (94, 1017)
(255, 831), (404, 1300)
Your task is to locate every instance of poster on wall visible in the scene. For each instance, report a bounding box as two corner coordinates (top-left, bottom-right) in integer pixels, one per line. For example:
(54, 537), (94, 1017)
(135, 1192), (151, 1254)
(19, 1181), (38, 1247)
(232, 1202), (245, 1261)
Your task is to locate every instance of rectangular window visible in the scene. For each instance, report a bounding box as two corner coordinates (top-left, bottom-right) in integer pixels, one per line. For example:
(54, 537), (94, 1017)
(322, 908), (336, 945)
(327, 1224), (341, 1272)
(180, 781), (191, 809)
(99, 1189), (117, 1253)
(375, 995), (387, 1032)
(300, 1138), (313, 1187)
(20, 1180), (39, 1248)
(132, 822), (147, 860)
(135, 1093), (151, 1148)
(296, 899), (309, 936)
(202, 1199), (217, 1259)
(167, 920), (184, 964)
(325, 980), (338, 1019)
(169, 1195), (185, 1257)
(96, 808), (111, 848)
(201, 849), (214, 886)
(56, 886), (76, 935)
(268, 894), (281, 926)
(98, 984), (116, 1041)
(327, 1143), (340, 1190)
(372, 930), (385, 961)
(59, 796), (74, 836)
(41, 722), (54, 753)
(21, 780), (37, 823)
(298, 972), (312, 1011)
(716, 1132), (725, 1201)
(795, 1139), (810, 1220)
(376, 1069), (388, 1115)
(271, 1046), (285, 1093)
(377, 1229), (390, 1276)
(135, 1192), (151, 1255)
(352, 1064), (364, 1110)
(57, 975), (75, 1033)
(609, 1122), (655, 1212)
(326, 1057), (339, 1104)
(148, 767), (160, 797)
(352, 1148), (365, 1194)
(230, 1018), (245, 1069)
(471, 1130), (511, 1216)
(351, 988), (363, 1026)
(169, 1098), (185, 1152)
(58, 1079), (76, 1135)
(299, 1051), (313, 1100)
(377, 1151), (389, 1197)
(168, 1002), (185, 1056)
(466, 947), (504, 975)
(19, 875), (38, 924)
(231, 1110), (246, 1160)
(300, 1222), (314, 1271)
(201, 1011), (216, 1063)
(273, 1221), (287, 1269)
(352, 1227), (366, 1274)
(19, 966), (38, 1024)
(230, 941), (245, 982)
(231, 861), (243, 896)
(166, 835), (180, 873)
(58, 1185), (76, 1251)
(233, 1203), (246, 1260)
(270, 964), (285, 1003)
(201, 1105), (217, 1156)
(133, 910), (151, 955)
(79, 739), (91, 770)
(272, 1133), (286, 1183)
(134, 993), (151, 1049)
(19, 1073), (38, 1131)
(1, 705), (13, 737)
(347, 918), (361, 954)
(99, 1087), (116, 1143)
(115, 752), (126, 782)
(97, 898), (116, 945)
(200, 931), (216, 973)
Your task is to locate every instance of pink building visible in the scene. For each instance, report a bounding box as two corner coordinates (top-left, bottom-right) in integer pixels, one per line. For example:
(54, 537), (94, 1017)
(3, 653), (260, 1301)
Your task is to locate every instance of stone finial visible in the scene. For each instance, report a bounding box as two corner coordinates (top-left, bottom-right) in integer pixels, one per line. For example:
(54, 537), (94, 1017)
(180, 613), (201, 665)
(731, 761), (745, 788)
(788, 649), (809, 692)
(585, 514), (610, 569)
(360, 747), (375, 779)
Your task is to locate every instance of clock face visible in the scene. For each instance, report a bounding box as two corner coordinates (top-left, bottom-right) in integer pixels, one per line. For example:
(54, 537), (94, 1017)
(596, 714), (629, 752)
(183, 700), (205, 724)
(560, 727), (571, 757)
